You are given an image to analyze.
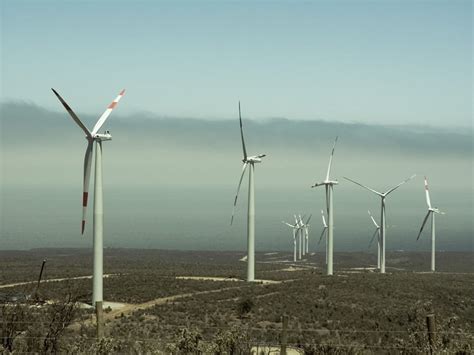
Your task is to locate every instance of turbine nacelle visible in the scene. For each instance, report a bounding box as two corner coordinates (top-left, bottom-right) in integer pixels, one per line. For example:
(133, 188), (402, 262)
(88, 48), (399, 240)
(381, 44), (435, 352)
(244, 154), (266, 164)
(311, 179), (338, 188)
(93, 131), (112, 141)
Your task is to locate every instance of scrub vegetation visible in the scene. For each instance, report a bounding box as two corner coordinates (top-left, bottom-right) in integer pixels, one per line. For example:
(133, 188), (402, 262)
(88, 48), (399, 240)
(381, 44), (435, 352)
(1, 248), (473, 354)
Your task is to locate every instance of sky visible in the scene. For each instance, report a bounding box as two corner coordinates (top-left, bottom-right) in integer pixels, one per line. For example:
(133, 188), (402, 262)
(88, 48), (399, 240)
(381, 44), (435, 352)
(1, 0), (472, 127)
(0, 1), (472, 252)
(1, 102), (472, 252)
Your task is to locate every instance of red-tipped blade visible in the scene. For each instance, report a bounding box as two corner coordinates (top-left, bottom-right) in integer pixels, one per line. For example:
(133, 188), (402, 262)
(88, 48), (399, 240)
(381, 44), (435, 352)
(81, 142), (93, 234)
(91, 89), (126, 136)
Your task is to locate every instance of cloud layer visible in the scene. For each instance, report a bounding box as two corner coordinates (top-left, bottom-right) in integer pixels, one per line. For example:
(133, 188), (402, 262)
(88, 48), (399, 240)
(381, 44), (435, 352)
(1, 102), (472, 252)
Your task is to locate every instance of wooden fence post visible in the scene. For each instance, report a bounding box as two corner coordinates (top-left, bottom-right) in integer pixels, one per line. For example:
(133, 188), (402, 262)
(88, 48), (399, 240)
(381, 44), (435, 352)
(96, 301), (104, 339)
(426, 313), (436, 354)
(280, 314), (288, 355)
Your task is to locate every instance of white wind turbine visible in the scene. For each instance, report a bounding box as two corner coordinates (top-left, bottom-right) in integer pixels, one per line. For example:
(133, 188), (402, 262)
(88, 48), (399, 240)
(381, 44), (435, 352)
(282, 220), (298, 262)
(417, 176), (444, 272)
(300, 215), (312, 255)
(344, 174), (416, 274)
(297, 215), (306, 257)
(295, 215), (305, 259)
(52, 88), (125, 305)
(367, 210), (381, 269)
(311, 137), (338, 275)
(231, 102), (266, 282)
(318, 210), (328, 264)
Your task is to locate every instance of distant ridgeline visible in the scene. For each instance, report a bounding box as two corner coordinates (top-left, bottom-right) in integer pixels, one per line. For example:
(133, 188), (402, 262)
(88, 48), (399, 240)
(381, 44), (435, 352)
(1, 101), (471, 157)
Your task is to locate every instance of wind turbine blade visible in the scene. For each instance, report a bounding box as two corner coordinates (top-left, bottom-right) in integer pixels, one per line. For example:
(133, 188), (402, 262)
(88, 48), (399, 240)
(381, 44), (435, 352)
(318, 228), (327, 245)
(81, 141), (93, 234)
(424, 176), (432, 208)
(321, 210), (327, 228)
(325, 136), (338, 181)
(282, 221), (294, 228)
(416, 210), (431, 240)
(368, 210), (379, 228)
(305, 214), (312, 224)
(238, 101), (247, 160)
(343, 177), (382, 196)
(91, 89), (126, 136)
(299, 214), (305, 225)
(51, 88), (92, 138)
(369, 229), (378, 248)
(230, 163), (248, 225)
(385, 174), (416, 196)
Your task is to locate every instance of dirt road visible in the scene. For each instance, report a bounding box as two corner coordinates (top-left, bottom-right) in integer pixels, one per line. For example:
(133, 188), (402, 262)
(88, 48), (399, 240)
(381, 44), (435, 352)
(0, 274), (118, 289)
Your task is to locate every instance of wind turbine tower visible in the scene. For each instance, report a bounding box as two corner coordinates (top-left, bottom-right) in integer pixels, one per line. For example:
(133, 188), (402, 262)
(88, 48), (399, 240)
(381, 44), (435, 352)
(298, 215), (306, 257)
(417, 177), (444, 272)
(282, 220), (298, 262)
(52, 88), (125, 305)
(300, 215), (312, 255)
(344, 174), (416, 274)
(295, 215), (304, 259)
(231, 102), (266, 282)
(311, 137), (338, 275)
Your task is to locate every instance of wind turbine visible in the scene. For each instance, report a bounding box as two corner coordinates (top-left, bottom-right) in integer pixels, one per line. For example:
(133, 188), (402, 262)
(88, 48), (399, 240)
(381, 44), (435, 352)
(295, 215), (307, 259)
(319, 210), (328, 264)
(311, 137), (338, 275)
(300, 215), (312, 255)
(282, 220), (298, 262)
(52, 88), (125, 305)
(298, 215), (306, 257)
(344, 174), (416, 274)
(367, 210), (381, 269)
(417, 176), (444, 272)
(231, 102), (266, 282)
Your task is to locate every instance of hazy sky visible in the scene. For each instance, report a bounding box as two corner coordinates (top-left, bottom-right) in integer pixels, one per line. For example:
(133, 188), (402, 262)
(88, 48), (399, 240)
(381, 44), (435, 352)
(1, 1), (472, 253)
(1, 0), (472, 127)
(1, 103), (472, 251)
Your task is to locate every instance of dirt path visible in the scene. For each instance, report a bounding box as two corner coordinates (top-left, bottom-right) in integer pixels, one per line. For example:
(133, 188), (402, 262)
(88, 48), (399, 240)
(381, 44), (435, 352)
(105, 283), (260, 320)
(0, 274), (118, 289)
(175, 276), (281, 284)
(72, 284), (248, 327)
(102, 276), (292, 321)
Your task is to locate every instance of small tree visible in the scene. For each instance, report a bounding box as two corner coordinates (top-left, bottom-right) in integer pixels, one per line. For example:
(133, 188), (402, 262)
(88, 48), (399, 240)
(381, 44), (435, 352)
(41, 293), (78, 354)
(167, 328), (203, 354)
(210, 326), (252, 354)
(1, 302), (27, 352)
(237, 298), (254, 318)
